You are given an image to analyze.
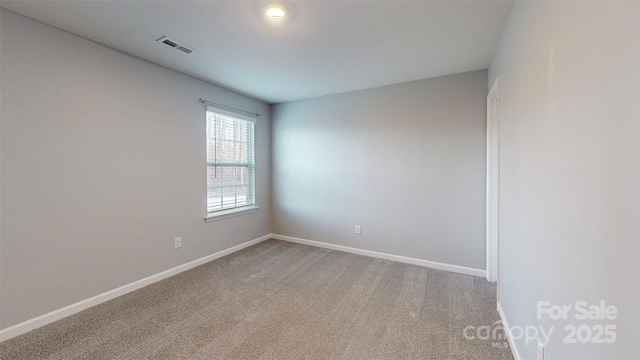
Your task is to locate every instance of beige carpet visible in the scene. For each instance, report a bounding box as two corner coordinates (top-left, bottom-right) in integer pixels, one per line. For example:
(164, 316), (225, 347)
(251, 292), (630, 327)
(0, 239), (513, 359)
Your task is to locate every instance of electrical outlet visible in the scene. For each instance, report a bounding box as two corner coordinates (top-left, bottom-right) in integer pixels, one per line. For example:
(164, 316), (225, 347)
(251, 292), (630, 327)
(537, 341), (544, 360)
(174, 237), (182, 249)
(355, 225), (362, 235)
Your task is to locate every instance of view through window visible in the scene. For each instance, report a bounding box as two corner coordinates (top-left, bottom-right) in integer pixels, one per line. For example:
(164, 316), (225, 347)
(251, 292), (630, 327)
(206, 107), (255, 214)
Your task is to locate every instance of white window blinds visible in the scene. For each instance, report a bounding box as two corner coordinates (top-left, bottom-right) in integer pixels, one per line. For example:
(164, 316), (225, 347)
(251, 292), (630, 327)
(206, 106), (255, 214)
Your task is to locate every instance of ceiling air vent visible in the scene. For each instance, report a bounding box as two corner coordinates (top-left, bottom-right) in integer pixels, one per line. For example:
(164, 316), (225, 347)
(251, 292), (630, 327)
(156, 36), (195, 54)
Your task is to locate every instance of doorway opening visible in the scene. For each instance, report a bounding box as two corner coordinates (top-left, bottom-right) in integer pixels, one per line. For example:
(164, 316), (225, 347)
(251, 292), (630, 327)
(486, 76), (501, 292)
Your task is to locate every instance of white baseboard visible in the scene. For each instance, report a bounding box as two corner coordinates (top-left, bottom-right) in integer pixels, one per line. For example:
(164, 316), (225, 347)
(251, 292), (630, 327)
(0, 234), (272, 343)
(270, 234), (486, 277)
(1, 234), (486, 343)
(497, 302), (522, 360)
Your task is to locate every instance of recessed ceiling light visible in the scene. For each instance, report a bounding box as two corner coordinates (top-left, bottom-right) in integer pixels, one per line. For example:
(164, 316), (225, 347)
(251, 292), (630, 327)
(264, 2), (287, 20)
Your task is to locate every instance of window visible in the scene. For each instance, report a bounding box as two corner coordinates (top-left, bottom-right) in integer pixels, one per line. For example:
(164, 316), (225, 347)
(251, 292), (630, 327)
(205, 106), (256, 220)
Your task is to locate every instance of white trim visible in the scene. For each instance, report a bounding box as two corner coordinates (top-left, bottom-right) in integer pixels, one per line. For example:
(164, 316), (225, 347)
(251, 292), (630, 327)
(204, 205), (259, 222)
(0, 234), (271, 343)
(486, 75), (501, 283)
(271, 234), (486, 277)
(1, 233), (486, 342)
(497, 302), (522, 360)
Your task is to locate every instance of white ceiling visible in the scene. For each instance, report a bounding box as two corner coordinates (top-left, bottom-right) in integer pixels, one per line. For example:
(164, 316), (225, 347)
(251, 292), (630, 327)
(1, 1), (513, 104)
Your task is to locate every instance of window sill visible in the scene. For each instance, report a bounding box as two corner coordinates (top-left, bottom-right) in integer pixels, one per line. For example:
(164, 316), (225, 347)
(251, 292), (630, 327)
(204, 206), (259, 222)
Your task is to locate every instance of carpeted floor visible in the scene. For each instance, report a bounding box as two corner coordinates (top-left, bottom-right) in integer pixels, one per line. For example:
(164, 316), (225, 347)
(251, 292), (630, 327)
(0, 239), (513, 359)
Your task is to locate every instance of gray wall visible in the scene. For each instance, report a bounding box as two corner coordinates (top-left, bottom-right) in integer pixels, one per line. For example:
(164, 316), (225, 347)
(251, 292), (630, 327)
(272, 70), (488, 270)
(489, 1), (639, 359)
(0, 10), (271, 329)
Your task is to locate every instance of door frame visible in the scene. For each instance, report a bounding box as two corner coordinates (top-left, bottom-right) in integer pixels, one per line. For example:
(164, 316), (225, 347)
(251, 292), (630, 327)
(486, 76), (501, 286)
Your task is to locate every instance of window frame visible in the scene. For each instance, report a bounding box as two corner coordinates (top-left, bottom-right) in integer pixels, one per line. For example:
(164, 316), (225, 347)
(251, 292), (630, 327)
(204, 105), (258, 222)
